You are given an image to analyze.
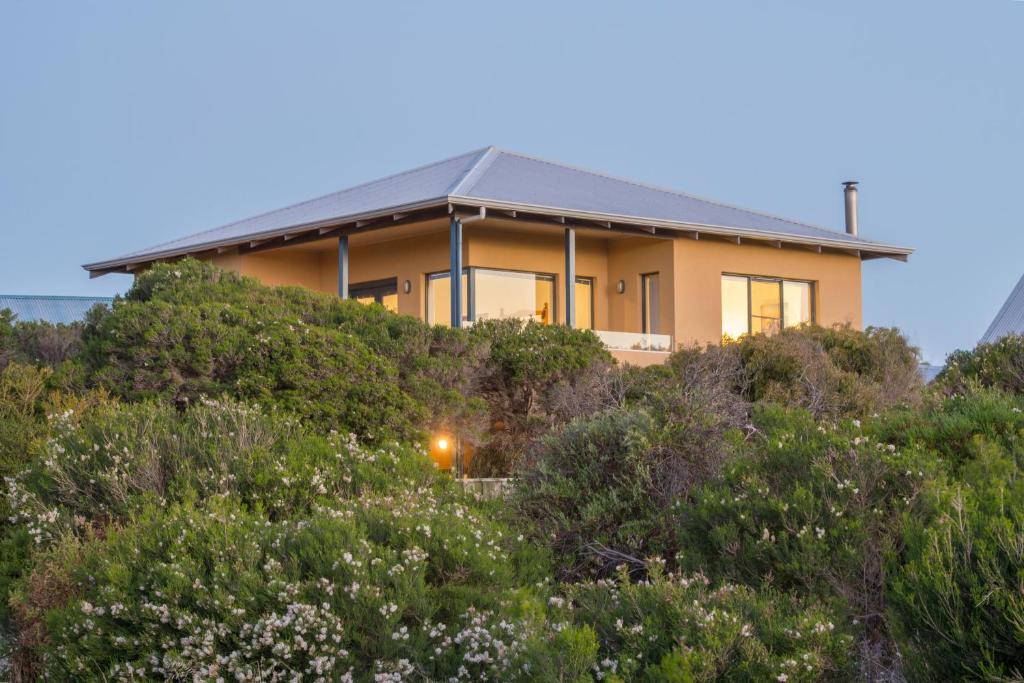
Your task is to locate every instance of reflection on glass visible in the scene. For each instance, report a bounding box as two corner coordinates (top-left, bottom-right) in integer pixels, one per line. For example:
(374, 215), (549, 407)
(473, 269), (555, 325)
(642, 273), (660, 334)
(721, 275), (749, 339)
(575, 277), (594, 330)
(425, 272), (468, 326)
(782, 280), (812, 328)
(750, 279), (782, 334)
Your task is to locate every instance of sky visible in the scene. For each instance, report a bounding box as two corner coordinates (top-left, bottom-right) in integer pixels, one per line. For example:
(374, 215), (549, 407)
(1, 1), (1022, 364)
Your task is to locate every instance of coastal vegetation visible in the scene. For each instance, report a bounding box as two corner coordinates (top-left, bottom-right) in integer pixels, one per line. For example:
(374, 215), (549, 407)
(1, 260), (1021, 681)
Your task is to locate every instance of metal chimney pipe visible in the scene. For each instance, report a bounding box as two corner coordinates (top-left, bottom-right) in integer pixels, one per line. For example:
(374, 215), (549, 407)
(843, 181), (859, 236)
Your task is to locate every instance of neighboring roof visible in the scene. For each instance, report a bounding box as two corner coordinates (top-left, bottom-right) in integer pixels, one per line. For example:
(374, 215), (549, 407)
(0, 295), (113, 325)
(980, 272), (1024, 344)
(84, 146), (913, 274)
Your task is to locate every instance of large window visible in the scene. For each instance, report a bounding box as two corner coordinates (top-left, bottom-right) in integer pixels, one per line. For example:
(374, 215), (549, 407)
(350, 278), (398, 312)
(426, 268), (568, 327)
(721, 274), (814, 339)
(473, 268), (555, 324)
(642, 273), (661, 334)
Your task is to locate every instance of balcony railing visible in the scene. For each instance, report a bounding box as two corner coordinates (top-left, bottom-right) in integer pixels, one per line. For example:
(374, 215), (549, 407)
(594, 330), (673, 353)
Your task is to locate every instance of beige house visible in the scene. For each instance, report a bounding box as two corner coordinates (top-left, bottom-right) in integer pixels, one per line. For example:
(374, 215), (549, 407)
(85, 147), (912, 365)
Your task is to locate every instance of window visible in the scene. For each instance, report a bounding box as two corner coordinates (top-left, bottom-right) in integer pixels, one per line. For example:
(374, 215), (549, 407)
(425, 271), (468, 326)
(721, 274), (815, 338)
(642, 273), (660, 334)
(574, 277), (594, 330)
(473, 268), (555, 324)
(426, 268), (557, 327)
(350, 278), (398, 312)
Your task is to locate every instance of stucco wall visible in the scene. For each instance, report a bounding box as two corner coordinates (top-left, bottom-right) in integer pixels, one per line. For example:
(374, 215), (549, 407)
(206, 220), (865, 357)
(465, 224), (610, 329)
(672, 239), (862, 347)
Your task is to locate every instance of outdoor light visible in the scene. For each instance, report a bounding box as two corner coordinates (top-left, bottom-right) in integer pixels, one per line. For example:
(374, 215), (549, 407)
(436, 437), (449, 451)
(403, 279), (412, 294)
(616, 279), (626, 294)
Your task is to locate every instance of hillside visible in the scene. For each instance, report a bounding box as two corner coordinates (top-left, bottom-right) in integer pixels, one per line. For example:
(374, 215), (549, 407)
(1, 260), (1022, 681)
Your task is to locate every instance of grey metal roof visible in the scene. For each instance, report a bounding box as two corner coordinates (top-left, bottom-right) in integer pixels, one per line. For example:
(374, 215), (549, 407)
(0, 295), (113, 325)
(981, 273), (1024, 344)
(85, 146), (912, 272)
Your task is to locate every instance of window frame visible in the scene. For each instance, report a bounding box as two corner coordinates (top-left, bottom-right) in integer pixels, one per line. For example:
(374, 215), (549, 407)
(574, 275), (595, 330)
(721, 273), (816, 335)
(641, 272), (660, 335)
(425, 266), (559, 326)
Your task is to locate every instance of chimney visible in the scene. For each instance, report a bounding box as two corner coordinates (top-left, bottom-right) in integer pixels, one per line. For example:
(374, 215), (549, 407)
(843, 181), (859, 236)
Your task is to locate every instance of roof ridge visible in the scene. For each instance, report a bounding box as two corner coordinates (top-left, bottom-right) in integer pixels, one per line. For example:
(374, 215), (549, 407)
(446, 146), (500, 196)
(113, 147), (494, 260)
(484, 148), (881, 245)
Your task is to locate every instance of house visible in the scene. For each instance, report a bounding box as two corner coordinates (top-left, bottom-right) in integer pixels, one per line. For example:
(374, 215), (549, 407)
(83, 147), (912, 365)
(0, 295), (113, 325)
(980, 272), (1024, 344)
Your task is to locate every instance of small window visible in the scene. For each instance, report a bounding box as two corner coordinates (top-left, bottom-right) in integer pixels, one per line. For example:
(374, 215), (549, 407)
(642, 273), (660, 334)
(721, 274), (815, 338)
(350, 278), (398, 312)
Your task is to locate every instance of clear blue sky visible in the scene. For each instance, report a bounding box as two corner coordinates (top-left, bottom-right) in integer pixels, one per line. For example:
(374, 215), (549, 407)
(2, 1), (1022, 363)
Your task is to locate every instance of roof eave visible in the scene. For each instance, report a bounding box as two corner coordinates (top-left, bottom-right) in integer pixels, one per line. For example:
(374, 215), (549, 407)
(449, 195), (914, 260)
(82, 196), (453, 273)
(84, 193), (913, 275)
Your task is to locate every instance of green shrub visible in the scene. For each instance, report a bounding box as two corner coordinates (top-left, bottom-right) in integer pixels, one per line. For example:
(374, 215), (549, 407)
(467, 318), (613, 476)
(514, 405), (741, 579)
(79, 259), (487, 445)
(674, 406), (941, 678)
(938, 333), (1024, 396)
(546, 564), (854, 682)
(736, 325), (922, 418)
(1, 308), (87, 375)
(885, 393), (1024, 680)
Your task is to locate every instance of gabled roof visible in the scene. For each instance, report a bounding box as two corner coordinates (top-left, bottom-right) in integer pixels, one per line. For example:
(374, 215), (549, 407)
(981, 272), (1024, 344)
(84, 146), (913, 274)
(0, 295), (113, 325)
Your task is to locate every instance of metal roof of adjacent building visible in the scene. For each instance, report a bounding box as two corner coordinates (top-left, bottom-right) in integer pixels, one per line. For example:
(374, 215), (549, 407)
(84, 146), (913, 273)
(981, 272), (1024, 344)
(0, 295), (114, 325)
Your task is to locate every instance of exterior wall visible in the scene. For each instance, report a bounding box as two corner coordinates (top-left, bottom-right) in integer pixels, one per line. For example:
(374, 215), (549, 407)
(207, 219), (866, 362)
(672, 239), (862, 347)
(606, 238), (675, 336)
(316, 229), (450, 318)
(465, 224), (610, 329)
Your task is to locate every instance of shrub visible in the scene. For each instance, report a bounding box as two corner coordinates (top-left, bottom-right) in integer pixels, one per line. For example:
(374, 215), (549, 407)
(467, 318), (614, 476)
(545, 563), (855, 682)
(514, 405), (741, 579)
(884, 393), (1024, 680)
(5, 397), (547, 679)
(78, 260), (486, 445)
(674, 406), (941, 678)
(736, 325), (922, 418)
(938, 333), (1024, 396)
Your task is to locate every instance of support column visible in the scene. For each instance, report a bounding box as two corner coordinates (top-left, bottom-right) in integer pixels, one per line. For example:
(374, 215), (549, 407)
(449, 216), (463, 328)
(564, 227), (576, 328)
(337, 234), (349, 299)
